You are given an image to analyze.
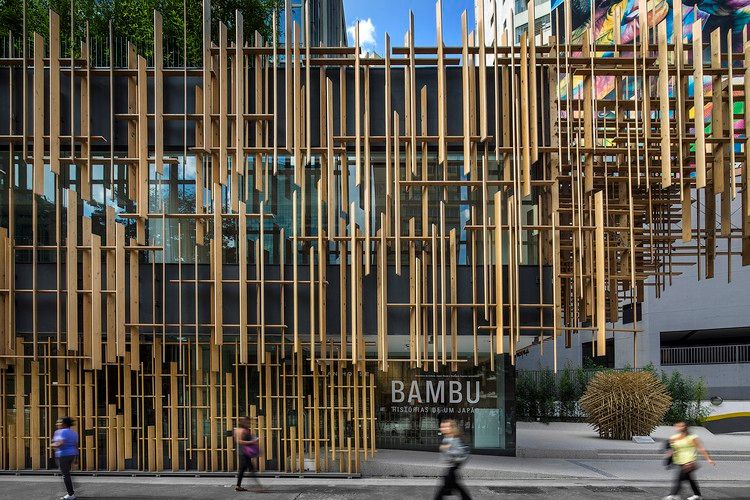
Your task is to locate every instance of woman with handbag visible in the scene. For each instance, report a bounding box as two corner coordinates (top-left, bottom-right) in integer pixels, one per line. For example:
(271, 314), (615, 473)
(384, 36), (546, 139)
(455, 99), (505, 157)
(233, 416), (261, 492)
(663, 421), (715, 500)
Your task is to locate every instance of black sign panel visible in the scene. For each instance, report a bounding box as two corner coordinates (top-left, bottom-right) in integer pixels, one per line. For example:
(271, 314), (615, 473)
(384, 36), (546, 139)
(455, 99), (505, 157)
(374, 355), (515, 455)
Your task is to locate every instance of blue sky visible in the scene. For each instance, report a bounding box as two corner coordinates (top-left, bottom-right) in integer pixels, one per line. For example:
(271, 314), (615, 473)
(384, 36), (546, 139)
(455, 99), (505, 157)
(342, 0), (476, 54)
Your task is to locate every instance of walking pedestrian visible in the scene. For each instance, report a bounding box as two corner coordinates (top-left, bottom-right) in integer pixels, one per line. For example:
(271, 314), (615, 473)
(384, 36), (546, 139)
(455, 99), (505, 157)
(663, 421), (715, 500)
(434, 418), (471, 500)
(51, 416), (79, 500)
(233, 416), (261, 492)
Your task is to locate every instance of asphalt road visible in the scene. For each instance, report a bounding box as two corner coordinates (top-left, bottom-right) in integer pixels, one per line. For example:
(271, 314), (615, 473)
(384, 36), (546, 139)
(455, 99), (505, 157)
(1, 476), (750, 500)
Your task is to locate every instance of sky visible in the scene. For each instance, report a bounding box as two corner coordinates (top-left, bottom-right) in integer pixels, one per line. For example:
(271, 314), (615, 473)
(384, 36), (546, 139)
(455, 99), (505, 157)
(343, 0), (476, 55)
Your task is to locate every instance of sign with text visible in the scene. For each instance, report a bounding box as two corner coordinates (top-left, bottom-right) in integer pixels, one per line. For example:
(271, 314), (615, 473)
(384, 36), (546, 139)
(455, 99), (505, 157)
(374, 356), (515, 455)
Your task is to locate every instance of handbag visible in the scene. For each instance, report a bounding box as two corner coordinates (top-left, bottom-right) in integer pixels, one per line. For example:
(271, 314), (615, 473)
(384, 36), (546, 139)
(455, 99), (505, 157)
(663, 440), (673, 468)
(242, 432), (260, 458)
(682, 461), (698, 473)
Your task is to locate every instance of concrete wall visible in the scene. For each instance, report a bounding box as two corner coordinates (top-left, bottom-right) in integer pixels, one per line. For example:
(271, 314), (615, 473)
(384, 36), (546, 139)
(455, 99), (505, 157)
(661, 364), (750, 400)
(517, 231), (750, 400)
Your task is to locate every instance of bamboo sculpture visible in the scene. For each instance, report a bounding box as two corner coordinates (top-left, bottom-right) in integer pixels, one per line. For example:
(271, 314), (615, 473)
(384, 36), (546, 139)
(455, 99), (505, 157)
(580, 371), (672, 440)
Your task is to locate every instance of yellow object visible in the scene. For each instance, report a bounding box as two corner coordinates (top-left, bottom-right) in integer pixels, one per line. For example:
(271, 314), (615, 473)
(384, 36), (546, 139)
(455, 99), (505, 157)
(705, 411), (750, 422)
(671, 434), (698, 465)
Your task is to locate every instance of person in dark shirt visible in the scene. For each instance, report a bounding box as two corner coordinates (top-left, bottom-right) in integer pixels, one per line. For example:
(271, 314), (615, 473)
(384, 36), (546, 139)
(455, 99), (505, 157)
(434, 418), (471, 500)
(51, 416), (79, 500)
(233, 416), (261, 492)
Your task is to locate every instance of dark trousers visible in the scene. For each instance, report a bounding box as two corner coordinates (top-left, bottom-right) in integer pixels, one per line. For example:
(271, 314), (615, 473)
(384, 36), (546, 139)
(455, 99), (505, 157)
(434, 464), (471, 500)
(57, 455), (76, 496)
(237, 454), (259, 487)
(670, 464), (701, 496)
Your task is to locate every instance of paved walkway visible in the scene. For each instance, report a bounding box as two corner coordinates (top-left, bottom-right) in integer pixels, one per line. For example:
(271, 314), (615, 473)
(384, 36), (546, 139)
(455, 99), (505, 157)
(362, 424), (750, 480)
(363, 449), (750, 480)
(6, 423), (750, 498)
(1, 476), (749, 499)
(516, 422), (750, 459)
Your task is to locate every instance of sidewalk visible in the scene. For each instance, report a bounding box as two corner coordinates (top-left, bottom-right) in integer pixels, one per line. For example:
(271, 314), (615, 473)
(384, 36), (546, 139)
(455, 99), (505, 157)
(516, 422), (750, 459)
(361, 449), (750, 481)
(1, 475), (749, 500)
(361, 422), (750, 480)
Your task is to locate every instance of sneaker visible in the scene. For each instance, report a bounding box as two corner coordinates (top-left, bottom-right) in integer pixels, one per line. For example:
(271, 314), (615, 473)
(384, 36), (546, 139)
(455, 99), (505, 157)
(234, 486), (248, 492)
(687, 496), (701, 500)
(662, 496), (679, 500)
(62, 496), (76, 500)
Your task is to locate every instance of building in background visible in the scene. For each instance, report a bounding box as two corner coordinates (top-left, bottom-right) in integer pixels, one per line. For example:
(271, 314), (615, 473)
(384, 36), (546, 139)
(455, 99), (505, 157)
(518, 228), (750, 433)
(476, 0), (552, 45)
(285, 0), (347, 46)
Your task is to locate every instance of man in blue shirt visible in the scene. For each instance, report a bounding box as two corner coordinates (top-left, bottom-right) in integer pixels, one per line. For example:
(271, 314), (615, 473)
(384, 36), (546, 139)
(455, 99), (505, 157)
(51, 416), (79, 500)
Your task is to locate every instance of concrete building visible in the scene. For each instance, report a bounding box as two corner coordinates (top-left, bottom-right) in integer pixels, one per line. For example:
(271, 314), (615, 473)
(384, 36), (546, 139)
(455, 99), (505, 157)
(517, 199), (750, 431)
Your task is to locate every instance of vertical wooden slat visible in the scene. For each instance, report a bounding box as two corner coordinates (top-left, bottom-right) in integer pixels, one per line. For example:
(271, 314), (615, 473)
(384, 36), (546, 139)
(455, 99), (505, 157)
(219, 22), (228, 187)
(477, 0), (487, 139)
(595, 191), (606, 356)
(436, 0), (447, 166)
(236, 10), (245, 177)
(33, 33), (44, 196)
(461, 12), (471, 176)
(91, 233), (102, 370)
(115, 224), (126, 357)
(658, 21), (672, 188)
(30, 361), (39, 469)
(213, 184), (223, 345)
(137, 55), (148, 243)
(519, 32), (531, 196)
(171, 363), (179, 471)
(494, 191), (504, 354)
(154, 11), (164, 175)
(49, 11), (60, 175)
(239, 201), (247, 363)
(693, 20), (706, 188)
(66, 190), (78, 351)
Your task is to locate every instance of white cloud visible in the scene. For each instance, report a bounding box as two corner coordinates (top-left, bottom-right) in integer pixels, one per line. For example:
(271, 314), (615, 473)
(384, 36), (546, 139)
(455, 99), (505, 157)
(347, 18), (376, 53)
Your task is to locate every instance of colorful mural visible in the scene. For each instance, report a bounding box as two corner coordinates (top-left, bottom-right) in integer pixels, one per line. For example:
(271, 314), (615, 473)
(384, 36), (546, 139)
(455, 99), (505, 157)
(551, 0), (750, 139)
(551, 0), (750, 43)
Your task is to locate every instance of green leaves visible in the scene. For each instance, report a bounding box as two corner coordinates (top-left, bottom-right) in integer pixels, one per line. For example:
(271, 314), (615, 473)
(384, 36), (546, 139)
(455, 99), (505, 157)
(660, 369), (711, 426)
(0, 0), (281, 64)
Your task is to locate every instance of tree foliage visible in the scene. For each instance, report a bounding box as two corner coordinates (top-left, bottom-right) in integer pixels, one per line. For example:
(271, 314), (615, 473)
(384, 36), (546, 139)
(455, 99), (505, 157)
(644, 364), (712, 426)
(0, 0), (281, 64)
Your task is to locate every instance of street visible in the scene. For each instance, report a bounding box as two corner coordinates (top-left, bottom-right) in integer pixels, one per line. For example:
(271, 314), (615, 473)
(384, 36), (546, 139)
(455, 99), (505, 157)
(1, 475), (750, 500)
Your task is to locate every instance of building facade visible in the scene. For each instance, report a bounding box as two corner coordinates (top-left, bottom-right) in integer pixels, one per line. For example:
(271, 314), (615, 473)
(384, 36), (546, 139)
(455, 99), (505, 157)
(476, 0), (552, 46)
(285, 0), (347, 47)
(0, 0), (747, 473)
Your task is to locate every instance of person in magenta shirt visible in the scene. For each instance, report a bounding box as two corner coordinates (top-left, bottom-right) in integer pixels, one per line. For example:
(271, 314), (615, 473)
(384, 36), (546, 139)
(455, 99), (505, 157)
(233, 416), (261, 491)
(51, 416), (79, 500)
